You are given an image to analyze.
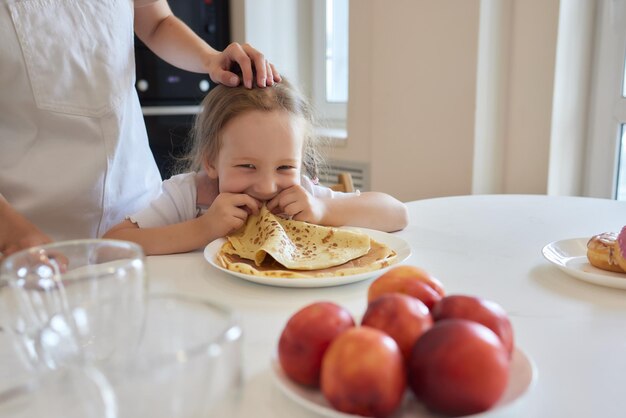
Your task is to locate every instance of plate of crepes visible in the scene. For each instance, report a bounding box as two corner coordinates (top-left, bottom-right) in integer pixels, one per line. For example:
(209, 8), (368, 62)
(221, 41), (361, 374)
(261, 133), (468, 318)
(542, 226), (626, 289)
(204, 206), (410, 287)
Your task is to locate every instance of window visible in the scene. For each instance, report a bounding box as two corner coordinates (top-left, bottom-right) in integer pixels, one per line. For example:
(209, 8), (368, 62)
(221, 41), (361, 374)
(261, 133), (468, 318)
(617, 53), (626, 199)
(586, 0), (626, 199)
(313, 0), (349, 129)
(619, 125), (626, 199)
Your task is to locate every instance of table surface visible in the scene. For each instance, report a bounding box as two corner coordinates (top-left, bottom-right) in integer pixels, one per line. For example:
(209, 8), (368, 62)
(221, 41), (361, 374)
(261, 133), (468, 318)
(2, 194), (626, 417)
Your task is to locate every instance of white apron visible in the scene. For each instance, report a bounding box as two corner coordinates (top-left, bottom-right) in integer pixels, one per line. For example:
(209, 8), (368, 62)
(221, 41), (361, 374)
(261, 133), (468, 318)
(0, 0), (162, 240)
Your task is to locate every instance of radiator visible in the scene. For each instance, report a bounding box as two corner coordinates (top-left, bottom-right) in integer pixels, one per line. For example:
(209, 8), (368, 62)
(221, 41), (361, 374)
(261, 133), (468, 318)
(318, 160), (370, 191)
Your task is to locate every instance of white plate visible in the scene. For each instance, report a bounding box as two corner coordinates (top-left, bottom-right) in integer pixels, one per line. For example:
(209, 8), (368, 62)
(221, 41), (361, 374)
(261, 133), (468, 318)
(542, 238), (626, 290)
(203, 228), (411, 288)
(270, 347), (536, 417)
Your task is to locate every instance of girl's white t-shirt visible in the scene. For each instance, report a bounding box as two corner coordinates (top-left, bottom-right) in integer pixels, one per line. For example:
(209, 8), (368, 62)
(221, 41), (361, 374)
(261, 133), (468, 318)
(129, 172), (347, 228)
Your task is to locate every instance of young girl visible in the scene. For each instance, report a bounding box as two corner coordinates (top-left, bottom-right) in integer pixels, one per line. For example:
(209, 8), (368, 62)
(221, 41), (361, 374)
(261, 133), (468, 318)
(103, 78), (408, 255)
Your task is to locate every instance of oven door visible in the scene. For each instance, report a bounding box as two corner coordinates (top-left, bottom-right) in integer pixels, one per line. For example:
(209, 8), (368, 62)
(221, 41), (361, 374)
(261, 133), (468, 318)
(142, 106), (199, 179)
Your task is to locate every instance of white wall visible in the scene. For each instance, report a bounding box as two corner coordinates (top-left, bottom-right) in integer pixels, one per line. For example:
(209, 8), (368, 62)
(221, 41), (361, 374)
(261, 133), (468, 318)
(503, 0), (559, 195)
(230, 0), (312, 92)
(351, 1), (480, 201)
(231, 0), (561, 202)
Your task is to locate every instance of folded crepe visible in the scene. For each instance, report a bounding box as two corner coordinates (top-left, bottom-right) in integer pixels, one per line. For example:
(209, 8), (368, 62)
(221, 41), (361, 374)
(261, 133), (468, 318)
(216, 206), (398, 278)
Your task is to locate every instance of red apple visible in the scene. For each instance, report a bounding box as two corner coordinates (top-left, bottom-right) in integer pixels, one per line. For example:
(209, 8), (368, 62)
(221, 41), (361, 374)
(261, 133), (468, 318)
(361, 293), (433, 361)
(432, 295), (514, 356)
(321, 327), (406, 417)
(408, 319), (510, 416)
(368, 265), (445, 309)
(278, 301), (355, 386)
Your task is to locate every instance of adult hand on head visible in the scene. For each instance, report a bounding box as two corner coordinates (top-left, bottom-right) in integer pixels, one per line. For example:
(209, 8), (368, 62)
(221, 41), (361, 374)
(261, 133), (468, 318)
(0, 198), (52, 261)
(266, 185), (326, 225)
(206, 42), (281, 89)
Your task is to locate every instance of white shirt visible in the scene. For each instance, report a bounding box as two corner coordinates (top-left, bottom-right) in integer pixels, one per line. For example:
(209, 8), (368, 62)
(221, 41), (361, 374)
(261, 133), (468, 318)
(129, 172), (345, 228)
(0, 0), (162, 240)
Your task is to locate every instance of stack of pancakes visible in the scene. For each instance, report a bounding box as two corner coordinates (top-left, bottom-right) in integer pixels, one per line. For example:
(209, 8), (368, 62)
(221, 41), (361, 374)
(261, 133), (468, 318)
(216, 206), (397, 278)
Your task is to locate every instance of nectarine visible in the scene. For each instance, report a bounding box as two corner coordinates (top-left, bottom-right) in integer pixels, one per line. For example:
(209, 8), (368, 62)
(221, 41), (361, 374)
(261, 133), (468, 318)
(321, 327), (406, 417)
(432, 295), (514, 356)
(361, 293), (432, 361)
(368, 265), (445, 309)
(408, 319), (510, 416)
(278, 301), (354, 386)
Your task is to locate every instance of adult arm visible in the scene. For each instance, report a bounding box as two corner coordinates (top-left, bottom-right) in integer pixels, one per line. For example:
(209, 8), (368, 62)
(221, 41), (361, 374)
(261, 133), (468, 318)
(0, 195), (52, 259)
(134, 0), (280, 88)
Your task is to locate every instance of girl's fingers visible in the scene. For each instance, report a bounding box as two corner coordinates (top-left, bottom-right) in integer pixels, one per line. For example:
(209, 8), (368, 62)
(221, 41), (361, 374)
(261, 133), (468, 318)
(234, 194), (262, 216)
(266, 190), (290, 212)
(266, 197), (278, 212)
(283, 200), (306, 218)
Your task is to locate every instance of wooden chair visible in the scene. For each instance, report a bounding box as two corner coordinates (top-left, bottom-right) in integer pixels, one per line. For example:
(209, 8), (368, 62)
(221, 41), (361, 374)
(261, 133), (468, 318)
(329, 172), (355, 193)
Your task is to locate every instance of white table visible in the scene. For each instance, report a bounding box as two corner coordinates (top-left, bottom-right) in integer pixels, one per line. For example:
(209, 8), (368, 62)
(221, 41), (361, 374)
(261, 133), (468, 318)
(142, 194), (626, 417)
(3, 195), (626, 417)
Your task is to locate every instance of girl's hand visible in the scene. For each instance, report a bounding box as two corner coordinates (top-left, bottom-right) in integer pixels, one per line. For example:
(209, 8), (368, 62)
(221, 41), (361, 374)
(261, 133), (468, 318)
(202, 193), (261, 238)
(266, 185), (326, 224)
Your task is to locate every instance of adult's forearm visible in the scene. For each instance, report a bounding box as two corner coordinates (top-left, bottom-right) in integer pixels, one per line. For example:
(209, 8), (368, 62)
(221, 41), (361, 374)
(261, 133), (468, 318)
(0, 195), (11, 243)
(0, 195), (52, 256)
(135, 2), (217, 73)
(0, 195), (20, 246)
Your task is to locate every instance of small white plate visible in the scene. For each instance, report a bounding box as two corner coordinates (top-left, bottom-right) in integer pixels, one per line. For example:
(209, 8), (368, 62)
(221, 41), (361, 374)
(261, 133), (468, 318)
(542, 238), (626, 290)
(203, 228), (411, 288)
(270, 347), (536, 417)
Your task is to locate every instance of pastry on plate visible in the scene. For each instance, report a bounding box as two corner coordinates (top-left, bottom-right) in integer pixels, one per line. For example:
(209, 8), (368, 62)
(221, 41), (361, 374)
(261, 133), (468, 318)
(614, 226), (626, 272)
(587, 231), (624, 273)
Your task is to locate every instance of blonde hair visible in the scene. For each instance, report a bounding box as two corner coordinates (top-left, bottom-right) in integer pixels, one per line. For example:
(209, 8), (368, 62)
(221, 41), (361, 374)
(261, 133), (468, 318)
(182, 78), (322, 180)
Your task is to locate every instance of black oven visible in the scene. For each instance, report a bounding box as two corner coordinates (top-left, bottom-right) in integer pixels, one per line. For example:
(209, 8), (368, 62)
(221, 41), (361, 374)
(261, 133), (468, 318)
(143, 109), (198, 180)
(135, 0), (230, 106)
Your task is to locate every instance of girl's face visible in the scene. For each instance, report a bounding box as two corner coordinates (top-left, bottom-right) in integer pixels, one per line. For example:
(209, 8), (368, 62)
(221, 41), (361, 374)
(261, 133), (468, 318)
(205, 109), (305, 202)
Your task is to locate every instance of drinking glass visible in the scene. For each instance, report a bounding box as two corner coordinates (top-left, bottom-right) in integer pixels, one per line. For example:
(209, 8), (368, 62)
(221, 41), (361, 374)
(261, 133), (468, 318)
(0, 365), (116, 418)
(111, 294), (243, 417)
(0, 239), (147, 371)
